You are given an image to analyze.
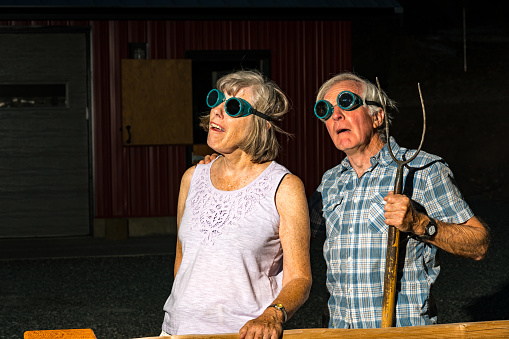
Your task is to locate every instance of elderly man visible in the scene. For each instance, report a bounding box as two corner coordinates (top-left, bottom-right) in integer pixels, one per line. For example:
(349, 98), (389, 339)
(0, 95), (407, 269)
(309, 71), (489, 329)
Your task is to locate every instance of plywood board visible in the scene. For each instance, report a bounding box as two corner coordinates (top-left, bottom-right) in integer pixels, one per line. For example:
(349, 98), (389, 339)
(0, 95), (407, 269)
(24, 328), (96, 339)
(122, 59), (193, 145)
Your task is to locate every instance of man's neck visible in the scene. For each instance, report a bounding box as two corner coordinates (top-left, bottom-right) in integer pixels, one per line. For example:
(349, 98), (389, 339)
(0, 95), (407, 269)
(345, 136), (386, 178)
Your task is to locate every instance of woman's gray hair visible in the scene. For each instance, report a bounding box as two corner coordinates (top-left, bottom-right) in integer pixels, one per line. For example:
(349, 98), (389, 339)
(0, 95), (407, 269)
(200, 70), (292, 163)
(316, 71), (397, 142)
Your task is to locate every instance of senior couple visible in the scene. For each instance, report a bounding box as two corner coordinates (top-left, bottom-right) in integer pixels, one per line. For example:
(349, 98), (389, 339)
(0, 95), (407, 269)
(159, 70), (489, 338)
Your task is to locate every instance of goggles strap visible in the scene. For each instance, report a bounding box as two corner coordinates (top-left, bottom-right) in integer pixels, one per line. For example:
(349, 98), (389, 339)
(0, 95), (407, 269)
(365, 100), (382, 108)
(252, 110), (273, 121)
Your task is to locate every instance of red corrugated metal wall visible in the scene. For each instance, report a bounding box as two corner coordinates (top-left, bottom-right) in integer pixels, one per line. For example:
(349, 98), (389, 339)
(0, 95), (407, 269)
(0, 20), (350, 218)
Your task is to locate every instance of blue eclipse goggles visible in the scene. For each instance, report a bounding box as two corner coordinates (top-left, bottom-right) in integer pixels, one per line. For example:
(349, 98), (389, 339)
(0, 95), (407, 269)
(206, 89), (272, 121)
(314, 90), (382, 121)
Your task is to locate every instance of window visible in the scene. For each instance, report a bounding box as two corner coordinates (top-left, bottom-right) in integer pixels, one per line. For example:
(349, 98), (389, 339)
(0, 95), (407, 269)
(0, 84), (67, 109)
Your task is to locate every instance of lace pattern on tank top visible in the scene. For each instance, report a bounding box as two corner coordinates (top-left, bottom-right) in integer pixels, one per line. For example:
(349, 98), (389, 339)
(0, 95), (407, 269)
(189, 163), (275, 245)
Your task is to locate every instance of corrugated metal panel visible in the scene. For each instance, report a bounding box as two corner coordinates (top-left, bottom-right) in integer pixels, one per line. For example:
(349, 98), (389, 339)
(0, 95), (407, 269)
(0, 19), (350, 218)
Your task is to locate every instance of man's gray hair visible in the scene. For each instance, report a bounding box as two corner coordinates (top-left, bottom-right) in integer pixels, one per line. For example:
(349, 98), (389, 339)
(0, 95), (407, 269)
(316, 72), (397, 142)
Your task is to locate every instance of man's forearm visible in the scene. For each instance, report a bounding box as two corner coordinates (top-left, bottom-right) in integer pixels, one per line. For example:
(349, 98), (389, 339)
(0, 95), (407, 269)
(422, 215), (489, 260)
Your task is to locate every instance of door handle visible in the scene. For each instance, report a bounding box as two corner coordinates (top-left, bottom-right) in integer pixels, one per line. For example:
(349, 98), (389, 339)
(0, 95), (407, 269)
(125, 125), (131, 144)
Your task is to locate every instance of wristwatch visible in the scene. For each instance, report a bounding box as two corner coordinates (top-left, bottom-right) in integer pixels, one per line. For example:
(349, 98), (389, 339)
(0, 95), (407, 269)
(268, 303), (287, 323)
(420, 217), (437, 240)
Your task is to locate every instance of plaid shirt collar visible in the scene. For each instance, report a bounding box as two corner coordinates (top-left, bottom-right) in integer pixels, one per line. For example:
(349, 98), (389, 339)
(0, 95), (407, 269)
(338, 137), (401, 173)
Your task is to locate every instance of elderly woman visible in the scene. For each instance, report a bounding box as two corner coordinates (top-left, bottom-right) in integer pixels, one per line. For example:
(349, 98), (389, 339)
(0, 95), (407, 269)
(160, 70), (312, 338)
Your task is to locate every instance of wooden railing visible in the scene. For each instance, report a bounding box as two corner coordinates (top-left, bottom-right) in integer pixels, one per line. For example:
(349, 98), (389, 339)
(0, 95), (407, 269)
(24, 320), (509, 339)
(137, 320), (509, 338)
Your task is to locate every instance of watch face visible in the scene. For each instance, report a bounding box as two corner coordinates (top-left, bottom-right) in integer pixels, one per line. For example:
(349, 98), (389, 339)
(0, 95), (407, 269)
(426, 218), (437, 237)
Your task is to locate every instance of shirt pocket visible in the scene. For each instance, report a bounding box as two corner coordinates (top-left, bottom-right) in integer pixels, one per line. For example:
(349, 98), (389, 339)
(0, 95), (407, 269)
(368, 193), (388, 234)
(322, 195), (344, 238)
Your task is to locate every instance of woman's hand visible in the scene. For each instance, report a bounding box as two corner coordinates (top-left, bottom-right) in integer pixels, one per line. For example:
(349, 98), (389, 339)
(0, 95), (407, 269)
(239, 308), (283, 339)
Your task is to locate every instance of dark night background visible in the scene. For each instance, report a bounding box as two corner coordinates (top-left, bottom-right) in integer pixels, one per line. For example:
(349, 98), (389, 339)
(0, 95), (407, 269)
(1, 1), (508, 338)
(353, 0), (509, 201)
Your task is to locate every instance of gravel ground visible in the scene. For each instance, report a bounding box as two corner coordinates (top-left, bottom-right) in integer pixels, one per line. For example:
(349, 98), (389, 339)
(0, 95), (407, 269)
(1, 196), (507, 339)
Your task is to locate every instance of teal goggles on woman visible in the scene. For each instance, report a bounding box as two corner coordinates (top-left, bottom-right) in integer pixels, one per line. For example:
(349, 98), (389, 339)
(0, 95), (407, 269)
(206, 89), (273, 121)
(314, 90), (382, 120)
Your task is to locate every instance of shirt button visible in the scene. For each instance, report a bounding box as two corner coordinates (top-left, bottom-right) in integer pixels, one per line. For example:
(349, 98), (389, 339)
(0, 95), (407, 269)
(349, 227), (353, 232)
(348, 257), (352, 262)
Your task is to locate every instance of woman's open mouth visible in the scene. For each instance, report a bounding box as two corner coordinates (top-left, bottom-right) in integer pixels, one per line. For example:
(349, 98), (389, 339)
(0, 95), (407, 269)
(210, 122), (225, 132)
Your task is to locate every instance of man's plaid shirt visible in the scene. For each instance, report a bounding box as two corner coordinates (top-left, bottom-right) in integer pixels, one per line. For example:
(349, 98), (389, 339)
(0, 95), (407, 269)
(310, 138), (474, 328)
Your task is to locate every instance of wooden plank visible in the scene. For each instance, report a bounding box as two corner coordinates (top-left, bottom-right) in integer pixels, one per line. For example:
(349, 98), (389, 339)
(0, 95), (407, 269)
(121, 59), (193, 145)
(134, 320), (509, 338)
(24, 328), (96, 339)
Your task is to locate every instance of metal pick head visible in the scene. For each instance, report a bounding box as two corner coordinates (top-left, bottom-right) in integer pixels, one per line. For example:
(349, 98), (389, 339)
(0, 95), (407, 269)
(375, 77), (426, 166)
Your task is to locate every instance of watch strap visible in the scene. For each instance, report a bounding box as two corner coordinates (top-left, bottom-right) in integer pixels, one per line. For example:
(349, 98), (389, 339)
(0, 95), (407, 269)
(268, 303), (287, 323)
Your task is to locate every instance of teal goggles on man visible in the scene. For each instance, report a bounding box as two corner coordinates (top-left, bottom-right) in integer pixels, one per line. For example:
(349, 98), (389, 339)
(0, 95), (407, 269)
(206, 89), (272, 121)
(314, 90), (382, 120)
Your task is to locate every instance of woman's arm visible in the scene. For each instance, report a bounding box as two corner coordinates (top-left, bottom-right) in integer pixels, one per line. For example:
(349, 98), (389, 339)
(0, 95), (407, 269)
(239, 174), (312, 339)
(173, 166), (195, 278)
